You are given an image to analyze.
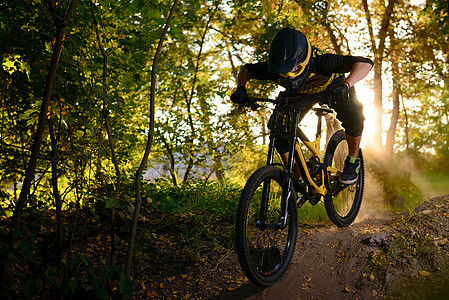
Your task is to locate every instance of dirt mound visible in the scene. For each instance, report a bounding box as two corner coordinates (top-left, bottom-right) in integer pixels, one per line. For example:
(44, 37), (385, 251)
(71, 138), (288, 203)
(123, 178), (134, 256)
(219, 195), (449, 299)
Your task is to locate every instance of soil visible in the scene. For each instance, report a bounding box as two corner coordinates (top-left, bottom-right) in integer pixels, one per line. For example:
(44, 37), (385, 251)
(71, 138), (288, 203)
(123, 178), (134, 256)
(5, 193), (449, 299)
(148, 195), (449, 299)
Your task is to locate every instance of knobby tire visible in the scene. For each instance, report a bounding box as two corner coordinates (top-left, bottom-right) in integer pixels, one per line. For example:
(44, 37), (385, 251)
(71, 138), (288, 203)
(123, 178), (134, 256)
(324, 130), (364, 227)
(235, 165), (298, 286)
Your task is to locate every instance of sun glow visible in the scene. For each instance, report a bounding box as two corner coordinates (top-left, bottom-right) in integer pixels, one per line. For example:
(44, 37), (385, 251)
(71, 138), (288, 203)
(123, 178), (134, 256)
(355, 83), (377, 149)
(356, 81), (397, 152)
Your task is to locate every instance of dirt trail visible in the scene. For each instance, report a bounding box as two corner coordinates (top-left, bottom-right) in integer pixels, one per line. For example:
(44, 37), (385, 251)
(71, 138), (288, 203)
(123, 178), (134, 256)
(218, 195), (449, 300)
(220, 218), (389, 300)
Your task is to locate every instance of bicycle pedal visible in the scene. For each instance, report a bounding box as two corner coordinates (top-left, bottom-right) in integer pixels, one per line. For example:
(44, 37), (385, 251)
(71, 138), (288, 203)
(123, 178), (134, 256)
(309, 196), (321, 206)
(297, 196), (307, 208)
(293, 180), (307, 195)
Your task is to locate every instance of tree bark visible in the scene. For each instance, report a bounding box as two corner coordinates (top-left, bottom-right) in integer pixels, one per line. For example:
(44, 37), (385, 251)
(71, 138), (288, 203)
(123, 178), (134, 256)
(401, 97), (411, 175)
(48, 117), (64, 260)
(182, 11), (215, 181)
(361, 0), (396, 149)
(125, 0), (180, 278)
(10, 0), (78, 237)
(325, 114), (343, 144)
(158, 127), (178, 186)
(386, 64), (401, 158)
(90, 0), (120, 267)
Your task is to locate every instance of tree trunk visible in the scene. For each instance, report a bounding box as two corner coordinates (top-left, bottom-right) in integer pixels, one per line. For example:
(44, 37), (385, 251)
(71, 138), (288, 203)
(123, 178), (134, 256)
(10, 0), (78, 237)
(386, 67), (400, 158)
(90, 0), (120, 266)
(48, 117), (64, 260)
(158, 127), (178, 186)
(104, 115), (119, 266)
(401, 97), (411, 175)
(182, 9), (215, 182)
(361, 0), (396, 149)
(325, 113), (343, 144)
(125, 0), (180, 278)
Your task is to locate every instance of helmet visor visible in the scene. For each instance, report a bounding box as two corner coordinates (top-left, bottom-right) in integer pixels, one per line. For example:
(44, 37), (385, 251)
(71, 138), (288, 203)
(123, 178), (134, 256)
(279, 40), (311, 78)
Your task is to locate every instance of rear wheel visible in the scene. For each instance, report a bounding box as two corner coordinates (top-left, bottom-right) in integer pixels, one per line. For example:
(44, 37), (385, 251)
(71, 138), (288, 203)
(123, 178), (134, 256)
(324, 130), (364, 227)
(235, 165), (298, 286)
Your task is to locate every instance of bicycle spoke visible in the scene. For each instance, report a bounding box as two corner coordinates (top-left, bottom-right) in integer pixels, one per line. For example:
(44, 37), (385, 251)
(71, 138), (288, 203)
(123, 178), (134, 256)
(236, 166), (298, 286)
(324, 130), (364, 227)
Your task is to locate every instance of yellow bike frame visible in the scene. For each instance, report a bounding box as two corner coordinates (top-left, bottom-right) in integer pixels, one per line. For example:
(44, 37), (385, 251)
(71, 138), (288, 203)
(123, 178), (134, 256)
(293, 107), (340, 196)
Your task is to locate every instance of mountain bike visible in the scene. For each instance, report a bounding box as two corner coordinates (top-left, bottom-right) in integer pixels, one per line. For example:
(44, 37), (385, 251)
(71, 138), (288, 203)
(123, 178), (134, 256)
(235, 91), (364, 287)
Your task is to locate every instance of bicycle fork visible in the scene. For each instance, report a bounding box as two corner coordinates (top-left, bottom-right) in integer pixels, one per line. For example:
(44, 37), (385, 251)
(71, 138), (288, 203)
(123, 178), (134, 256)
(256, 111), (299, 230)
(278, 111), (299, 229)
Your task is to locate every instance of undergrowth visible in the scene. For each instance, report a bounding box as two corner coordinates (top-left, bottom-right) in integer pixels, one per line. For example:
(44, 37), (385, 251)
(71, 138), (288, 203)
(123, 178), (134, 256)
(364, 155), (426, 214)
(360, 196), (449, 299)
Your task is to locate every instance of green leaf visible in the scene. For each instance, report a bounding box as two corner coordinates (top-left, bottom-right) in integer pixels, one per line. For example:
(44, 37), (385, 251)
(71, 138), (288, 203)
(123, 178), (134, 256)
(45, 267), (56, 286)
(25, 278), (42, 298)
(119, 272), (133, 298)
(105, 197), (121, 209)
(69, 278), (78, 294)
(96, 286), (109, 300)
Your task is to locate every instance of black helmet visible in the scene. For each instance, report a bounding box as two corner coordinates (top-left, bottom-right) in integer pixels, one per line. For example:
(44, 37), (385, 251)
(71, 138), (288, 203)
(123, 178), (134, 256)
(268, 28), (311, 74)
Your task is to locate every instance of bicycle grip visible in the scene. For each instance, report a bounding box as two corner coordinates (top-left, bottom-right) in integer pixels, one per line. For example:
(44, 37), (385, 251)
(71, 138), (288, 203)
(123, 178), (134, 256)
(250, 103), (261, 111)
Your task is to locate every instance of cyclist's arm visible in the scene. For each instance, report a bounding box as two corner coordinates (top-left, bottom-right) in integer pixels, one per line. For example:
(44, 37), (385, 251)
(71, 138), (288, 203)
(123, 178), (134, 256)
(237, 67), (252, 87)
(313, 54), (373, 87)
(238, 62), (279, 85)
(344, 62), (373, 88)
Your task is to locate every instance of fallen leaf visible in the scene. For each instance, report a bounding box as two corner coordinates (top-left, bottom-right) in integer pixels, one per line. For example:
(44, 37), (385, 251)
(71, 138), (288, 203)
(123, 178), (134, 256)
(438, 239), (448, 246)
(419, 270), (430, 276)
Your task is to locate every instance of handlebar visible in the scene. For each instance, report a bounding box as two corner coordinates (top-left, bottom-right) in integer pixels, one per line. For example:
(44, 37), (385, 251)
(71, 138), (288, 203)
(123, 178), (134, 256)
(240, 97), (277, 111)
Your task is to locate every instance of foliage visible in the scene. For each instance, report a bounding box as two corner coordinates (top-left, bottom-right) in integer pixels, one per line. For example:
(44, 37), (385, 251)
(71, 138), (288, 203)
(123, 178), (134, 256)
(143, 177), (240, 218)
(0, 213), (132, 299)
(396, 87), (449, 173)
(365, 154), (425, 212)
(0, 177), (241, 298)
(361, 196), (449, 299)
(1, 0), (448, 297)
(424, 0), (449, 35)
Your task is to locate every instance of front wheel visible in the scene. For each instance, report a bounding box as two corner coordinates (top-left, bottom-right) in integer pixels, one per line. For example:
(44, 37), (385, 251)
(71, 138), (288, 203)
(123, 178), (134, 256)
(324, 130), (364, 227)
(235, 165), (298, 286)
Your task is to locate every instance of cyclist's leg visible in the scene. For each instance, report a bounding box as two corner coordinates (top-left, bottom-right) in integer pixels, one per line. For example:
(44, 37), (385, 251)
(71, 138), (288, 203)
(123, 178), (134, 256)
(345, 133), (362, 157)
(332, 87), (365, 157)
(274, 107), (313, 182)
(279, 152), (301, 181)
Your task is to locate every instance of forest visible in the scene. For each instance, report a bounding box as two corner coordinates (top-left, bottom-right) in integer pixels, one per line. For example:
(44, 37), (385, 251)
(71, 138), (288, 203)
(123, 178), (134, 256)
(1, 0), (448, 298)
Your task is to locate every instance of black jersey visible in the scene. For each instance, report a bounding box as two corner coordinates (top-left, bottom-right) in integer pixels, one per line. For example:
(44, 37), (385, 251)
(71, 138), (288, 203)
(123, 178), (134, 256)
(243, 47), (374, 94)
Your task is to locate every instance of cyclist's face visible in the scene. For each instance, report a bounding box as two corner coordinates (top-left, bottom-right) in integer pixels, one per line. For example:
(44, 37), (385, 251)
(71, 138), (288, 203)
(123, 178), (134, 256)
(279, 40), (311, 79)
(279, 63), (306, 79)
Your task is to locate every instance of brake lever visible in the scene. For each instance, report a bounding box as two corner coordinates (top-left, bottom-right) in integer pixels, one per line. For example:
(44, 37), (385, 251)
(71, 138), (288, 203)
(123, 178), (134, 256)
(250, 103), (261, 111)
(238, 98), (254, 110)
(238, 97), (262, 111)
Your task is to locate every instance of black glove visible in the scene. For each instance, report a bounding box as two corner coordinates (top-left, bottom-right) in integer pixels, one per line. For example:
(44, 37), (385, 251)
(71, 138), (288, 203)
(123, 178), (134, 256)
(230, 86), (248, 106)
(330, 82), (350, 107)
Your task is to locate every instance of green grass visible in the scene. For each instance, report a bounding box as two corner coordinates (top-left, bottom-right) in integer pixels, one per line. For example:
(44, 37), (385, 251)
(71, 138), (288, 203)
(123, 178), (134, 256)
(142, 178), (240, 220)
(411, 171), (449, 198)
(297, 202), (330, 225)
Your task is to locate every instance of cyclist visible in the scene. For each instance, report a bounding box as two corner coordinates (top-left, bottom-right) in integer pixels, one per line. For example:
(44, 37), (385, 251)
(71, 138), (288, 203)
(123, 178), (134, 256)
(231, 28), (373, 185)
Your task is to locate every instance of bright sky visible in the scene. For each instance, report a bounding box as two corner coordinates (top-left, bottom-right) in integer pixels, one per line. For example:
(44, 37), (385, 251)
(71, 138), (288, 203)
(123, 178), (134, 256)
(225, 0), (431, 154)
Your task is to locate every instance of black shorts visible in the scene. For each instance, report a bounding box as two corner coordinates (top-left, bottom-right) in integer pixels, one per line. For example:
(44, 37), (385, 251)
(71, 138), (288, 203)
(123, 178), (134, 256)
(274, 87), (365, 154)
